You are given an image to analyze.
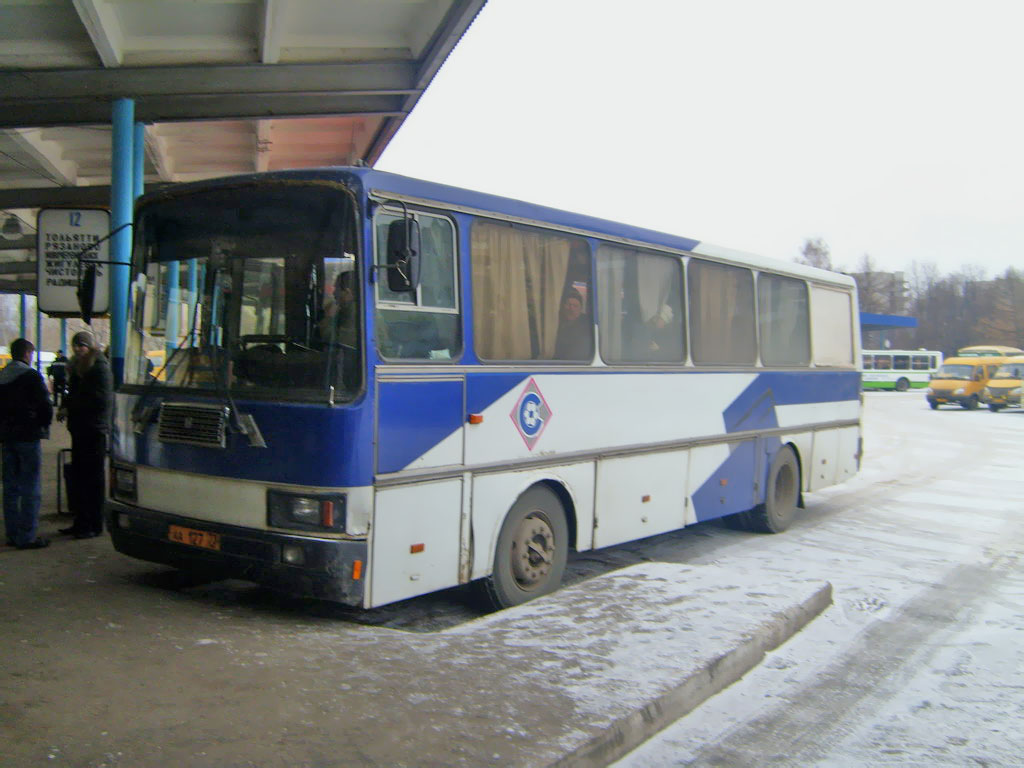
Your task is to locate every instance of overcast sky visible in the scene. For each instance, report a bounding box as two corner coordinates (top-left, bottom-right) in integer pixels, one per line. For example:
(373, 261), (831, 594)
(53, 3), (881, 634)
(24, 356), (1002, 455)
(378, 0), (1024, 277)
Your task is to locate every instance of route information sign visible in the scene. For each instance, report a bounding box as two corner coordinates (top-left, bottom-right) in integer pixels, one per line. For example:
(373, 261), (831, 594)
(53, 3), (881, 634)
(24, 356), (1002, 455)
(37, 208), (111, 317)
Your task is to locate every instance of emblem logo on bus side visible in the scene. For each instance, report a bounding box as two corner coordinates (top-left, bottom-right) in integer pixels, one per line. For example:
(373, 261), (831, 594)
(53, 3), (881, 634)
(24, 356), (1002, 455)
(511, 377), (553, 450)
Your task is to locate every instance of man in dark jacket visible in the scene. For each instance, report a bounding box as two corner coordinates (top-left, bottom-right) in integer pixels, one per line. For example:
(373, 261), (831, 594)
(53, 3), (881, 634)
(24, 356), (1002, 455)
(0, 338), (53, 549)
(47, 349), (69, 407)
(58, 330), (113, 540)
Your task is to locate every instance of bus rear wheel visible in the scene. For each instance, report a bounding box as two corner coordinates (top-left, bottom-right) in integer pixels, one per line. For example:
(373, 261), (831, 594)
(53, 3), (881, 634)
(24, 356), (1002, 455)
(745, 446), (800, 534)
(478, 485), (568, 611)
(988, 404), (1004, 412)
(895, 377), (910, 392)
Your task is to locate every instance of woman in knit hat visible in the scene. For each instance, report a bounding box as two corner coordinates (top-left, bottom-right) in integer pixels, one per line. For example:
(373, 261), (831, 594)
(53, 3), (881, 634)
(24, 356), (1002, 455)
(58, 330), (113, 539)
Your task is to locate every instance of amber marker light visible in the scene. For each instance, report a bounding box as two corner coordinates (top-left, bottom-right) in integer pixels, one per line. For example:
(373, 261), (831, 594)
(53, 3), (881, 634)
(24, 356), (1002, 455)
(468, 413), (484, 424)
(410, 543), (425, 554)
(352, 560), (363, 580)
(321, 500), (335, 528)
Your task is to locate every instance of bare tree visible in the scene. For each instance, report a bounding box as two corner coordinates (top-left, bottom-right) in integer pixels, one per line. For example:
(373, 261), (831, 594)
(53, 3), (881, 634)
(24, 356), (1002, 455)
(974, 267), (1024, 347)
(796, 237), (833, 271)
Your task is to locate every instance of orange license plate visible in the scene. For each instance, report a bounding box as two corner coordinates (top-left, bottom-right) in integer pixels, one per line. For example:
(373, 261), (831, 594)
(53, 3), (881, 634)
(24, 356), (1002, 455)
(168, 525), (221, 551)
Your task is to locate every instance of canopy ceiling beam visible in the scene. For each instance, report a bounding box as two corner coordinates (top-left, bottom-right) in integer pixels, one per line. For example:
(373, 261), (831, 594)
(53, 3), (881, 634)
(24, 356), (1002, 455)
(72, 0), (126, 67)
(2, 60), (415, 102)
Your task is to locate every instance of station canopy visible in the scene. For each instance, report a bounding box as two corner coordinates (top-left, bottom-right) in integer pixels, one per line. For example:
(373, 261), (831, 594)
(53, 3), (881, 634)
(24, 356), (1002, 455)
(0, 0), (485, 295)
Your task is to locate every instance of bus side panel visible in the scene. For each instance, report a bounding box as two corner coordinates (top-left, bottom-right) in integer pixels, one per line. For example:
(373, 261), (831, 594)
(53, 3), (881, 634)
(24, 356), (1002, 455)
(689, 440), (759, 522)
(593, 450), (689, 548)
(836, 426), (860, 483)
(469, 463), (595, 582)
(369, 478), (463, 608)
(809, 430), (841, 490)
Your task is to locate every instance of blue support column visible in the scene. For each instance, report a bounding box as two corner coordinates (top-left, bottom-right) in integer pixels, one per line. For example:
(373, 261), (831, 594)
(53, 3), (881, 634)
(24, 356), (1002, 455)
(166, 263), (180, 358)
(188, 260), (198, 344)
(20, 294), (26, 338)
(60, 318), (67, 354)
(109, 98), (135, 384)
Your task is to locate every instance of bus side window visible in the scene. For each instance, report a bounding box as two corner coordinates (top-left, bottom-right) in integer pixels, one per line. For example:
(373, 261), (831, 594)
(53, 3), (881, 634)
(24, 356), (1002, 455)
(596, 244), (685, 364)
(374, 211), (461, 361)
(472, 220), (592, 362)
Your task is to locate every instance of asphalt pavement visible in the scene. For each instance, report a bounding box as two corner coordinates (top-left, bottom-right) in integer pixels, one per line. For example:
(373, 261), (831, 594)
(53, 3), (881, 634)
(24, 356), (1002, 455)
(0, 422), (830, 768)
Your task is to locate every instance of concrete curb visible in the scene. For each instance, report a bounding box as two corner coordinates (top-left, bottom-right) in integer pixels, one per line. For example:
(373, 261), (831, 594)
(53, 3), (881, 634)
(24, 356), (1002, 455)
(551, 581), (834, 768)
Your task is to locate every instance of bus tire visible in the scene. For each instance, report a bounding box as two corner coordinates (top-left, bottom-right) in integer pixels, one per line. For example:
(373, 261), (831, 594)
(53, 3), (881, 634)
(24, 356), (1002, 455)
(928, 400), (939, 410)
(478, 485), (568, 611)
(895, 377), (910, 392)
(988, 404), (1003, 412)
(745, 446), (800, 534)
(963, 395), (979, 410)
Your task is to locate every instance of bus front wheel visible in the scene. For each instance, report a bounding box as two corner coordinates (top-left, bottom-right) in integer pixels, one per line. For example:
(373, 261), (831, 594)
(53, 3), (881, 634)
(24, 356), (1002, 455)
(963, 395), (979, 410)
(895, 377), (910, 392)
(746, 446), (800, 534)
(479, 485), (568, 610)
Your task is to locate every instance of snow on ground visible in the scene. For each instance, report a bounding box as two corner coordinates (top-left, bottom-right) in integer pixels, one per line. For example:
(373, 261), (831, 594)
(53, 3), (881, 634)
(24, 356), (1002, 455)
(614, 393), (1024, 767)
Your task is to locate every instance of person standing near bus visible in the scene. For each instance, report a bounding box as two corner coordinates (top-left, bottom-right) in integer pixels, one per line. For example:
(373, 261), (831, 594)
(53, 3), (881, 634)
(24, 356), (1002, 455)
(0, 338), (53, 549)
(58, 331), (113, 540)
(47, 349), (68, 407)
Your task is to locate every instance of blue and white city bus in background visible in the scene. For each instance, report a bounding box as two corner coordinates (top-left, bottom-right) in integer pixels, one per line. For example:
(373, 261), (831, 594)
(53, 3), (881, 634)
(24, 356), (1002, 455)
(107, 168), (862, 610)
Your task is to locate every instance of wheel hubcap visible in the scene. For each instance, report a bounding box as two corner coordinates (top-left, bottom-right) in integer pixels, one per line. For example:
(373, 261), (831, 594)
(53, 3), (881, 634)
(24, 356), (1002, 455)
(510, 513), (554, 591)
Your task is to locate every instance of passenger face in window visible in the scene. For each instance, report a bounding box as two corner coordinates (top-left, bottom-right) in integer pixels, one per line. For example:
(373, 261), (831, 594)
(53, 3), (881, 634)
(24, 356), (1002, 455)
(561, 293), (583, 324)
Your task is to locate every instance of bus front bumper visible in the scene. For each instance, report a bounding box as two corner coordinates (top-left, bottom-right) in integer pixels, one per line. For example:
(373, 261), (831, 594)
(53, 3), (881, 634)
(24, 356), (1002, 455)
(927, 391), (970, 407)
(106, 500), (367, 606)
(983, 389), (1021, 407)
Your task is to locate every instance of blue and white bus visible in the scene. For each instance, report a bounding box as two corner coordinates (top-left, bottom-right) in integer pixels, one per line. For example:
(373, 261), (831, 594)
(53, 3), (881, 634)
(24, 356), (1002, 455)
(107, 168), (862, 610)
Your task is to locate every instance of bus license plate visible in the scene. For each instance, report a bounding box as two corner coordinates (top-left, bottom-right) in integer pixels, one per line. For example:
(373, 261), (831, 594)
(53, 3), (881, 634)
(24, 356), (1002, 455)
(168, 525), (221, 551)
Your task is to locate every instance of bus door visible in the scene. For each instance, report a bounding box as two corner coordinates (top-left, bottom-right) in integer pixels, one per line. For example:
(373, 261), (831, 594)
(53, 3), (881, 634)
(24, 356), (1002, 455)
(368, 207), (467, 606)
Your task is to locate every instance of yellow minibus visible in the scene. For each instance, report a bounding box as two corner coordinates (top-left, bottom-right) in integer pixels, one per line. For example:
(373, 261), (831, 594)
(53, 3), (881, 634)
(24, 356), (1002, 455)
(926, 355), (1004, 410)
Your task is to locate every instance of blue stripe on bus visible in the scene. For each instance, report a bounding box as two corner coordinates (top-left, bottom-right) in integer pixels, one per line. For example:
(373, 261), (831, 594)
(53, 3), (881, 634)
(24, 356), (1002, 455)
(465, 372), (531, 415)
(752, 371), (861, 405)
(377, 379), (464, 473)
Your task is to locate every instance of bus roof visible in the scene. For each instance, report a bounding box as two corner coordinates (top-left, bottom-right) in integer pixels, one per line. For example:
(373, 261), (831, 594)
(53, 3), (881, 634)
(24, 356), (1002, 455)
(956, 345), (1024, 357)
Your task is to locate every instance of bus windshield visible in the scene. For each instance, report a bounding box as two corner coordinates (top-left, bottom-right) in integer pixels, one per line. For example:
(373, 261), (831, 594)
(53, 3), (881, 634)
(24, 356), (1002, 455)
(124, 181), (361, 402)
(934, 364), (974, 381)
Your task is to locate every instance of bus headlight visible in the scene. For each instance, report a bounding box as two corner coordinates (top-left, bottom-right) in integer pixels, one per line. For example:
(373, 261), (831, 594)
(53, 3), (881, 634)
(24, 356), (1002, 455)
(267, 490), (346, 532)
(925, 387), (933, 395)
(954, 387), (965, 395)
(1012, 388), (1022, 397)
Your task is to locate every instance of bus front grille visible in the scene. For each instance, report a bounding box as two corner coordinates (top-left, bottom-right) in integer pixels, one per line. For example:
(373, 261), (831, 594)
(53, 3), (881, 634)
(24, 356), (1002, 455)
(158, 403), (229, 449)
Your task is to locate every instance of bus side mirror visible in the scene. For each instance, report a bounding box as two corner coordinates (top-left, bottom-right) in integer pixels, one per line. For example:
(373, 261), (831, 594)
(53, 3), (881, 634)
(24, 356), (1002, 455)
(78, 262), (97, 325)
(385, 218), (420, 293)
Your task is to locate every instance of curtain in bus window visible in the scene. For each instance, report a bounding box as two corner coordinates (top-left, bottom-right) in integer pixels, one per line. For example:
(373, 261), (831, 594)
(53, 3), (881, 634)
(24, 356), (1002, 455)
(758, 274), (810, 366)
(597, 244), (685, 363)
(471, 221), (579, 360)
(810, 286), (854, 366)
(688, 259), (756, 365)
